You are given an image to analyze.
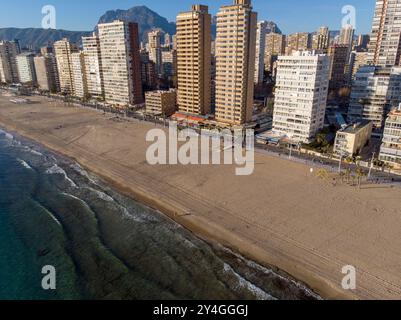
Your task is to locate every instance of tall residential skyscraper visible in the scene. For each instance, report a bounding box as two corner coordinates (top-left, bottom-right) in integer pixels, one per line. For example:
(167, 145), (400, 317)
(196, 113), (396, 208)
(34, 55), (60, 92)
(379, 107), (401, 169)
(176, 5), (211, 115)
(98, 20), (144, 107)
(368, 0), (401, 66)
(0, 41), (19, 83)
(254, 21), (268, 84)
(148, 29), (164, 75)
(71, 52), (88, 99)
(339, 24), (355, 50)
(349, 51), (368, 81)
(215, 0), (257, 125)
(16, 53), (37, 84)
(264, 32), (285, 72)
(327, 44), (349, 92)
(273, 51), (330, 143)
(54, 38), (78, 94)
(313, 26), (330, 52)
(348, 66), (401, 132)
(82, 34), (104, 99)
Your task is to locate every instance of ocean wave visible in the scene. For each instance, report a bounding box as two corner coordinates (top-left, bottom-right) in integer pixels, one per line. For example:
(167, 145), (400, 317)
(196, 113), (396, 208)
(85, 187), (115, 203)
(115, 205), (145, 223)
(244, 259), (322, 300)
(17, 159), (33, 170)
(21, 146), (43, 156)
(45, 164), (77, 188)
(223, 263), (276, 300)
(0, 129), (14, 140)
(70, 163), (98, 185)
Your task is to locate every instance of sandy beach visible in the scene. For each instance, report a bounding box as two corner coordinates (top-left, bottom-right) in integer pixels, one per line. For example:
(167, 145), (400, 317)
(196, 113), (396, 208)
(1, 94), (401, 300)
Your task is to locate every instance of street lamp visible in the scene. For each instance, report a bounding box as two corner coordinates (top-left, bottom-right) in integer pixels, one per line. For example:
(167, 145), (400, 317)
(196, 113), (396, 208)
(368, 152), (376, 180)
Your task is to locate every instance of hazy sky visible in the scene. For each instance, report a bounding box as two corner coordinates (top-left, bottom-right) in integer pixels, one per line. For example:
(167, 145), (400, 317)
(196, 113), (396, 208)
(0, 0), (376, 34)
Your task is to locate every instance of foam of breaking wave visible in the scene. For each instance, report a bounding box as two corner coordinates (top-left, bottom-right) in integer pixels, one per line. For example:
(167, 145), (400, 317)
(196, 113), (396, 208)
(17, 159), (33, 170)
(85, 187), (115, 203)
(120, 206), (146, 223)
(223, 263), (276, 300)
(225, 247), (322, 300)
(0, 129), (14, 140)
(21, 146), (43, 156)
(70, 163), (98, 185)
(45, 164), (77, 188)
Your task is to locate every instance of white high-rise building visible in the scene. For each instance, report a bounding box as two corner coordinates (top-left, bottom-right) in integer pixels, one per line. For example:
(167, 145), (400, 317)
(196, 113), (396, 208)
(254, 21), (268, 85)
(34, 55), (60, 92)
(148, 29), (163, 75)
(54, 38), (78, 94)
(379, 106), (401, 169)
(82, 34), (104, 99)
(273, 51), (330, 143)
(348, 66), (401, 132)
(98, 20), (144, 107)
(368, 0), (401, 66)
(215, 0), (257, 126)
(16, 53), (37, 84)
(71, 52), (88, 99)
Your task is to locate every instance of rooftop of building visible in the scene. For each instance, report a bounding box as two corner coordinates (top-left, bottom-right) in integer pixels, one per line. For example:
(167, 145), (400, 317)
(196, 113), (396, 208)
(339, 120), (372, 134)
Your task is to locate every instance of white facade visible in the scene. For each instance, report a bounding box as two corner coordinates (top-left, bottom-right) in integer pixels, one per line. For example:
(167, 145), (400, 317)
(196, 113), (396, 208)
(16, 53), (36, 84)
(254, 21), (268, 84)
(71, 52), (87, 98)
(368, 0), (401, 66)
(82, 34), (104, 99)
(348, 66), (401, 131)
(379, 108), (401, 169)
(54, 38), (77, 94)
(273, 51), (330, 143)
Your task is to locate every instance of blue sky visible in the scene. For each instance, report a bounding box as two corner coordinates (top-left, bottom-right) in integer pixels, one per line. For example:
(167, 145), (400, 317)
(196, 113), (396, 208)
(0, 0), (376, 34)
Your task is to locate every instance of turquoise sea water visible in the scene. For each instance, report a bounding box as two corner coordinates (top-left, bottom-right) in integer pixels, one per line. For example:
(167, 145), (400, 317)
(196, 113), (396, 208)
(0, 128), (319, 300)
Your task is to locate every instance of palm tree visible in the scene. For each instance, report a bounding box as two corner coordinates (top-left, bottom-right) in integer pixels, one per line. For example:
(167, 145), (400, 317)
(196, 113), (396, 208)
(355, 166), (366, 189)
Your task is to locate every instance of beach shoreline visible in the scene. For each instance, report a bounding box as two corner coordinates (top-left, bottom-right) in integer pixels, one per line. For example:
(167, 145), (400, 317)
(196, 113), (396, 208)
(0, 124), (327, 300)
(1, 95), (401, 299)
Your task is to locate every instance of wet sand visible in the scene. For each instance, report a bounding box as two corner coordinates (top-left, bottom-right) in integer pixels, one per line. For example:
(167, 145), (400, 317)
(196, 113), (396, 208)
(1, 94), (401, 299)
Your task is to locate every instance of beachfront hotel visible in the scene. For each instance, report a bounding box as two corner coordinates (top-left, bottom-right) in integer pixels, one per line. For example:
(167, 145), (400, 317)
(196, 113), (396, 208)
(333, 121), (373, 157)
(347, 66), (401, 132)
(379, 106), (401, 169)
(145, 89), (177, 117)
(176, 5), (212, 116)
(0, 40), (19, 84)
(82, 34), (104, 100)
(214, 0), (257, 126)
(70, 52), (88, 99)
(272, 51), (330, 143)
(16, 53), (37, 85)
(368, 0), (401, 67)
(54, 38), (78, 94)
(98, 20), (144, 107)
(33, 55), (60, 93)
